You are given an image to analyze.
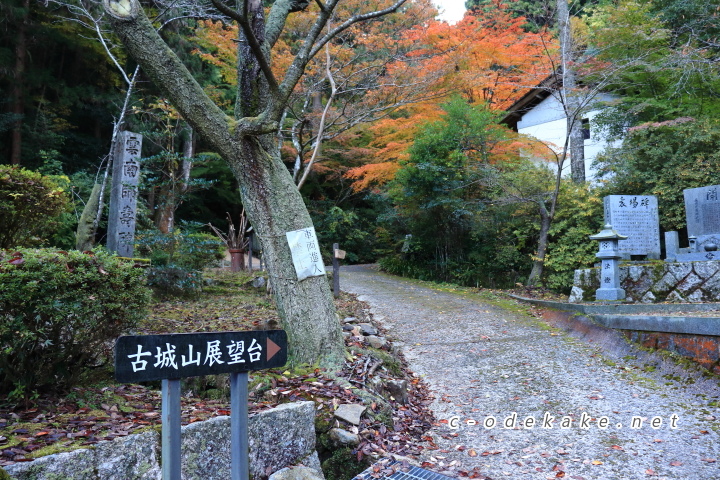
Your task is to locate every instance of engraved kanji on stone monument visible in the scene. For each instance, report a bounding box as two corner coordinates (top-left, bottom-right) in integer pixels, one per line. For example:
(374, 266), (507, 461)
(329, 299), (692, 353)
(684, 185), (720, 253)
(107, 131), (142, 257)
(603, 195), (661, 259)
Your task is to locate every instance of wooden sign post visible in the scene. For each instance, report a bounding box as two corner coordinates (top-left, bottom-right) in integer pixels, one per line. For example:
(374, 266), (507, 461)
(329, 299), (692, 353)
(332, 243), (346, 298)
(115, 330), (287, 480)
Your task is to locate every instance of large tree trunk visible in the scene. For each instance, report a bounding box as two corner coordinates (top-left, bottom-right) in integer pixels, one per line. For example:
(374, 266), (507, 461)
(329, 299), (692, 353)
(104, 0), (345, 367)
(230, 136), (344, 366)
(9, 0), (29, 165)
(568, 113), (585, 183)
(556, 0), (585, 183)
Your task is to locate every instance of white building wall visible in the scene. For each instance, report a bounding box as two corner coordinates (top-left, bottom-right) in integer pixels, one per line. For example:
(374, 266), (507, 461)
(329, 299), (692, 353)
(516, 93), (619, 181)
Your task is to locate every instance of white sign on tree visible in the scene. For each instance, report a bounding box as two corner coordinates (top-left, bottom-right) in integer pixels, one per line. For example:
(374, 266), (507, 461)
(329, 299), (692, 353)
(286, 227), (326, 281)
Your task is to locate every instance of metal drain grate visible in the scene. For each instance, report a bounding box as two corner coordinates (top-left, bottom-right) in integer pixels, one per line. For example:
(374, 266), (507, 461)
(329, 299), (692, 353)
(383, 466), (456, 480)
(353, 461), (458, 480)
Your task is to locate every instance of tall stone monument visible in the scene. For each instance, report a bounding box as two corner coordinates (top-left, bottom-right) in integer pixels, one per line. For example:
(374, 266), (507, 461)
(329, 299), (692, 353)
(107, 131), (142, 257)
(684, 185), (720, 258)
(603, 195), (661, 259)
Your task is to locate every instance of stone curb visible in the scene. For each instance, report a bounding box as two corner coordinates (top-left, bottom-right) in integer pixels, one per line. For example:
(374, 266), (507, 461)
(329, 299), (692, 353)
(506, 293), (720, 336)
(505, 293), (720, 315)
(593, 314), (720, 336)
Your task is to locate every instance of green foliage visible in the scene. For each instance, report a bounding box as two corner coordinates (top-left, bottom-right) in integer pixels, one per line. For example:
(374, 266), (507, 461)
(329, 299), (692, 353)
(0, 0), (124, 170)
(387, 98), (503, 279)
(174, 154), (245, 229)
(135, 228), (224, 297)
(0, 165), (70, 249)
(543, 182), (603, 293)
(310, 203), (389, 264)
(466, 0), (555, 31)
(383, 98), (543, 288)
(588, 0), (720, 132)
(0, 248), (151, 399)
(135, 229), (224, 270)
(466, 0), (594, 31)
(653, 0), (720, 49)
(321, 448), (369, 480)
(594, 117), (720, 232)
(145, 265), (204, 298)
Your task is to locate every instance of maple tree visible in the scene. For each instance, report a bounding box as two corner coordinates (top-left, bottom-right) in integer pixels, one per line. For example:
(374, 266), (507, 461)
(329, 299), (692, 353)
(345, 5), (553, 191)
(191, 0), (439, 191)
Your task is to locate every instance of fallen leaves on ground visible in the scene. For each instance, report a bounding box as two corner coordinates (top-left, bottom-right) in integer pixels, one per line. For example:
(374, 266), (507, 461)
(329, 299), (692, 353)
(0, 280), (436, 467)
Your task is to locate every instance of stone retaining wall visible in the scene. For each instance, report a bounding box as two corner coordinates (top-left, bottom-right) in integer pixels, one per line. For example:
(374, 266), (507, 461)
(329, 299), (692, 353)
(570, 260), (720, 303)
(4, 401), (321, 480)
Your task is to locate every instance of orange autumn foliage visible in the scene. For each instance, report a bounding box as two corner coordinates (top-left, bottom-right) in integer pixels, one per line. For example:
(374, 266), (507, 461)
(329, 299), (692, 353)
(346, 4), (556, 191)
(192, 0), (438, 180)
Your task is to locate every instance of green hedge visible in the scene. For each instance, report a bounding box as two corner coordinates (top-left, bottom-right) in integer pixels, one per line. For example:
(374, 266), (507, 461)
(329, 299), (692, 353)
(0, 249), (151, 400)
(0, 165), (70, 249)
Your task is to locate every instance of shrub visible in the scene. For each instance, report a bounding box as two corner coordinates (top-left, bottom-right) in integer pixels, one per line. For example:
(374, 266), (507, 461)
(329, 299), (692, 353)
(145, 265), (203, 298)
(135, 229), (224, 271)
(543, 182), (603, 293)
(594, 117), (720, 231)
(0, 248), (151, 399)
(135, 229), (224, 297)
(0, 165), (70, 249)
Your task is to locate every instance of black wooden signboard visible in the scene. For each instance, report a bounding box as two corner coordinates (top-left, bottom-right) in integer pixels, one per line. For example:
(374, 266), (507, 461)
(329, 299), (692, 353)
(115, 330), (287, 383)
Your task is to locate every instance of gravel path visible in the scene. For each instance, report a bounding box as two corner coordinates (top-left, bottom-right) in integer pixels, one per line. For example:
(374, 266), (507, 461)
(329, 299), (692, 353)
(340, 265), (720, 480)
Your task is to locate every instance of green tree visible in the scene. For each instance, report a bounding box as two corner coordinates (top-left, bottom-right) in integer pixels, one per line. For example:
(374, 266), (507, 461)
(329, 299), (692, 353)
(0, 0), (124, 170)
(466, 0), (555, 32)
(587, 0), (720, 133)
(595, 117), (720, 232)
(101, 0), (409, 367)
(387, 97), (531, 284)
(543, 181), (601, 292)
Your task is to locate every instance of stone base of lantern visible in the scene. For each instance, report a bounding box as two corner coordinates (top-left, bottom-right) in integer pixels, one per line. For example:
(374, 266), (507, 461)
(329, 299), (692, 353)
(595, 287), (626, 301)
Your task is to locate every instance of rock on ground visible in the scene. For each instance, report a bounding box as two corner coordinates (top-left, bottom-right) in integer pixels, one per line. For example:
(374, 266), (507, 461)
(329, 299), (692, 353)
(5, 401), (318, 480)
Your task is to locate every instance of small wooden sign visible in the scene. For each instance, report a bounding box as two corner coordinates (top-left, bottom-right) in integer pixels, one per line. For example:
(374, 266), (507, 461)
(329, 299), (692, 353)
(334, 249), (346, 260)
(115, 330), (287, 383)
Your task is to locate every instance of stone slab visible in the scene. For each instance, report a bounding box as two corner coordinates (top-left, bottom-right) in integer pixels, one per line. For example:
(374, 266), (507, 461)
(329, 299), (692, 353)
(505, 293), (720, 315)
(107, 131), (142, 257)
(269, 466), (325, 480)
(676, 251), (720, 262)
(684, 184), (720, 239)
(603, 195), (661, 259)
(334, 404), (365, 425)
(595, 287), (626, 301)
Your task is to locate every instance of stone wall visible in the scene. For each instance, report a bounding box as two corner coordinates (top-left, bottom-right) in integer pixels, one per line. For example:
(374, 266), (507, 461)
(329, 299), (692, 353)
(570, 260), (720, 303)
(4, 401), (321, 480)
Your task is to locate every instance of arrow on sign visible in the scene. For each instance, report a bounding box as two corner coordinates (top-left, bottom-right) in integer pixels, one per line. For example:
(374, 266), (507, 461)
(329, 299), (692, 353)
(267, 338), (282, 361)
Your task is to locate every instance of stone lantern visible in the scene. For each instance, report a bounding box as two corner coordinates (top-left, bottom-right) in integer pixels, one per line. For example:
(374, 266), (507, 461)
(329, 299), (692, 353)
(589, 224), (628, 301)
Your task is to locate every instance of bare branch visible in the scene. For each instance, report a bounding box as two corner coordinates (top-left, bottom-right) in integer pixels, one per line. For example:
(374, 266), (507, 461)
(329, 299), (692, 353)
(313, 0), (327, 12)
(266, 0), (311, 48)
(297, 41), (337, 190)
(309, 0), (409, 59)
(208, 0), (242, 23)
